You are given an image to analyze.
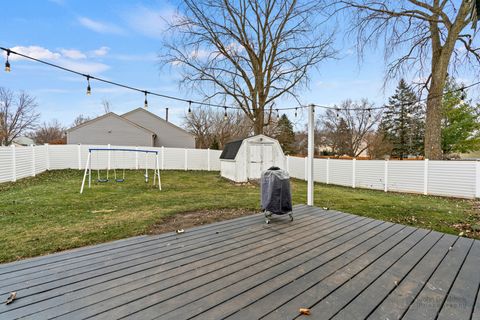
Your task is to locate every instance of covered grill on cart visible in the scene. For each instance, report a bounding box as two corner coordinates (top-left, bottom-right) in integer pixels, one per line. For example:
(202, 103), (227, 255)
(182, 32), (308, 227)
(261, 167), (293, 223)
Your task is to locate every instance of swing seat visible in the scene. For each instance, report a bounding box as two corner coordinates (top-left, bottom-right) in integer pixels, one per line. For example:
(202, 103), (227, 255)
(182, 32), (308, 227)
(97, 179), (109, 183)
(115, 179), (125, 183)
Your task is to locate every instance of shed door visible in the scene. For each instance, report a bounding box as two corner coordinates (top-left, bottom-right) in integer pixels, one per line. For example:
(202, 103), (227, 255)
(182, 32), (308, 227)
(248, 143), (274, 179)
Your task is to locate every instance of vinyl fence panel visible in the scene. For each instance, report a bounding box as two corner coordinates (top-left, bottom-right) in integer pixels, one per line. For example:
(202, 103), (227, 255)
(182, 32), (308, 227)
(427, 161), (477, 198)
(387, 160), (425, 194)
(1, 145), (480, 200)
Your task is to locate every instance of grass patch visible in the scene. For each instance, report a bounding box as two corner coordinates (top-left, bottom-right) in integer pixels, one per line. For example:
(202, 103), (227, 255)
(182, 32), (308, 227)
(0, 169), (478, 263)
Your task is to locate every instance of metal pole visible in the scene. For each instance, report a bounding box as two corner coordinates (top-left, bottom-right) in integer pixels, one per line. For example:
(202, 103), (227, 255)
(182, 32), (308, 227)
(307, 104), (315, 206)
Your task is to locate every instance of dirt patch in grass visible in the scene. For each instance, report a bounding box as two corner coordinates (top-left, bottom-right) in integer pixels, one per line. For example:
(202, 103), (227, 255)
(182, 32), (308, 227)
(147, 208), (257, 234)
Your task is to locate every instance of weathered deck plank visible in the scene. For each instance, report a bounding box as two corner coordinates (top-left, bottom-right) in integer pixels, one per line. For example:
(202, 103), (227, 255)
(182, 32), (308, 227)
(0, 204), (478, 320)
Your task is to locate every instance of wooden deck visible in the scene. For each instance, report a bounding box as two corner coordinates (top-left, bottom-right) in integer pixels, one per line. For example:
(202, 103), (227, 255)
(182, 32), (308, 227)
(1, 205), (479, 320)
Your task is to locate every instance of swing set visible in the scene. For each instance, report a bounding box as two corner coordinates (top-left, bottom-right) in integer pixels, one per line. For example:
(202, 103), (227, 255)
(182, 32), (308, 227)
(80, 148), (161, 194)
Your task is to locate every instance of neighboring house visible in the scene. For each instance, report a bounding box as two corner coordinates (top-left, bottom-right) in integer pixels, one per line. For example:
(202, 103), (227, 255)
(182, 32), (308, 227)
(12, 136), (35, 146)
(122, 108), (195, 148)
(66, 109), (195, 148)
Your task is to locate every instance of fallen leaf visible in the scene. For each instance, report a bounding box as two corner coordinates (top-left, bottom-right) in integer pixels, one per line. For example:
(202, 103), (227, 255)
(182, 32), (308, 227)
(5, 292), (16, 305)
(299, 308), (311, 315)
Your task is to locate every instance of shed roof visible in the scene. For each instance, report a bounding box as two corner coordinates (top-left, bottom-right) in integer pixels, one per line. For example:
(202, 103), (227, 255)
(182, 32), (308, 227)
(219, 138), (245, 160)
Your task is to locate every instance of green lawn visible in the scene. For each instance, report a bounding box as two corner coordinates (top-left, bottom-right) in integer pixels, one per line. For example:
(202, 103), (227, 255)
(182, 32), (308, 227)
(0, 169), (478, 263)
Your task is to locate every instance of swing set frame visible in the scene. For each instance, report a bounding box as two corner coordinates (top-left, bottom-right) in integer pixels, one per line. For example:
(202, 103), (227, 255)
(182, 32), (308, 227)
(80, 148), (161, 194)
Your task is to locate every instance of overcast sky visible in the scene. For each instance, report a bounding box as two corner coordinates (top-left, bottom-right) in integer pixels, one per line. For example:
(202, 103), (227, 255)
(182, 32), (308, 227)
(0, 0), (476, 131)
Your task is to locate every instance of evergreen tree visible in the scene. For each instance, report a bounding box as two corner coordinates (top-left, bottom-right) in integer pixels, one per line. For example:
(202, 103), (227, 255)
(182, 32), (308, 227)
(274, 114), (295, 154)
(441, 79), (480, 156)
(380, 79), (424, 159)
(335, 118), (351, 156)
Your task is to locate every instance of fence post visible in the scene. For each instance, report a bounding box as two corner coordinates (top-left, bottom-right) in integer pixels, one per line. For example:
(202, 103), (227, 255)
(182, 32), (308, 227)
(476, 161), (480, 198)
(77, 144), (82, 170)
(185, 149), (188, 171)
(304, 157), (308, 181)
(45, 143), (50, 170)
(207, 148), (211, 171)
(135, 146), (139, 169)
(423, 159), (429, 195)
(107, 144), (111, 170)
(31, 145), (36, 177)
(11, 144), (16, 182)
(352, 158), (356, 188)
(384, 160), (389, 192)
(161, 146), (165, 170)
(326, 158), (330, 184)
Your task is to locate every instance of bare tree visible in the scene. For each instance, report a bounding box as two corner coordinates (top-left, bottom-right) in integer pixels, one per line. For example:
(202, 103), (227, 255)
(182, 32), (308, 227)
(0, 87), (40, 146)
(365, 130), (393, 159)
(71, 114), (91, 127)
(163, 0), (336, 134)
(318, 99), (382, 157)
(335, 0), (480, 159)
(184, 107), (252, 149)
(29, 119), (66, 144)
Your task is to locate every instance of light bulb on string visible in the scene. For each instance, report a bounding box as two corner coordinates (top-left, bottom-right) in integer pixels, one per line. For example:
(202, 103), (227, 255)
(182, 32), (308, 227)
(224, 107), (228, 120)
(276, 109), (279, 119)
(460, 87), (466, 104)
(295, 108), (298, 117)
(188, 101), (192, 113)
(144, 91), (148, 108)
(368, 108), (372, 120)
(86, 76), (91, 95)
(5, 50), (11, 72)
(336, 108), (340, 119)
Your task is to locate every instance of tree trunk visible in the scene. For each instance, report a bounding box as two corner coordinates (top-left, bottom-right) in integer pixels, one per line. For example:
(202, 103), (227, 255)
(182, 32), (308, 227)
(424, 80), (444, 159)
(253, 109), (264, 135)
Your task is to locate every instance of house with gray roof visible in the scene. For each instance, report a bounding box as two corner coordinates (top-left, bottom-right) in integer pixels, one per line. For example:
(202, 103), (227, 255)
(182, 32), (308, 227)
(66, 108), (195, 148)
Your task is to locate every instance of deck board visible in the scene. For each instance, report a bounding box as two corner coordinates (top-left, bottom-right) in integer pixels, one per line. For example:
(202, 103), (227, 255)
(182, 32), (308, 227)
(0, 204), (479, 320)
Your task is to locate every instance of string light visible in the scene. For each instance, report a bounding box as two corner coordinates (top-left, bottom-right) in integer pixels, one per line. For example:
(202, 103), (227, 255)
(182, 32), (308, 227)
(4, 49), (10, 72)
(276, 109), (279, 119)
(224, 107), (228, 120)
(368, 108), (372, 119)
(460, 87), (466, 104)
(144, 91), (148, 109)
(86, 76), (91, 95)
(2, 47), (480, 115)
(188, 100), (192, 113)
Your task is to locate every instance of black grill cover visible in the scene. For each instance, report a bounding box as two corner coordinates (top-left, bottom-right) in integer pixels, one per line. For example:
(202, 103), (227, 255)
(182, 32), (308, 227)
(261, 167), (292, 215)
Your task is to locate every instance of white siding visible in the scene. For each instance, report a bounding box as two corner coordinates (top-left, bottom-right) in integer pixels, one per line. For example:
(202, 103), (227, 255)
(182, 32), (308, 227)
(220, 135), (286, 182)
(220, 161), (237, 181)
(122, 109), (195, 148)
(67, 114), (154, 147)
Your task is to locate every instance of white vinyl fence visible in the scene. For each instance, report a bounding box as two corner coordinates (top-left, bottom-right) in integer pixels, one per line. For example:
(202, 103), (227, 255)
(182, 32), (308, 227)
(2, 145), (480, 199)
(286, 156), (480, 199)
(0, 144), (222, 183)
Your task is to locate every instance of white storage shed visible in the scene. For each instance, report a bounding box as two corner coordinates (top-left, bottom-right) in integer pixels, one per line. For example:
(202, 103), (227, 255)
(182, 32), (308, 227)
(220, 135), (286, 182)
